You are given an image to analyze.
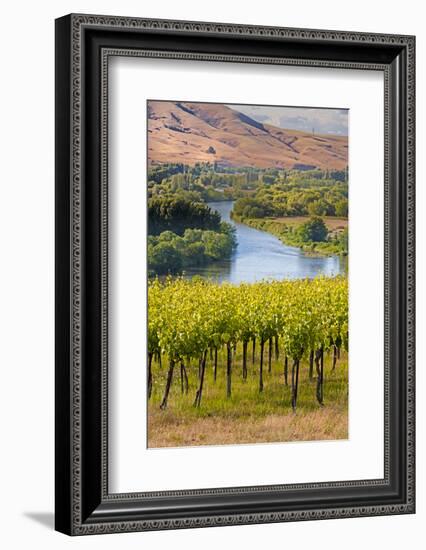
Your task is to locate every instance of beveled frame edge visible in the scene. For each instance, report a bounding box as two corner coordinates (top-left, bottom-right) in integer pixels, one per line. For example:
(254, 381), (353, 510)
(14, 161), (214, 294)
(55, 13), (415, 536)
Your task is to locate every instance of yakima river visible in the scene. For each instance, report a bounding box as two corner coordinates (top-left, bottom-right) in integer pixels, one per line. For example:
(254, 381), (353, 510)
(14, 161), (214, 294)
(184, 201), (346, 284)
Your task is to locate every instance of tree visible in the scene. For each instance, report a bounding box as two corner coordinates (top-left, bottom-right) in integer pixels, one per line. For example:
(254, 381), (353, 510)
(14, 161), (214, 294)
(182, 242), (206, 266)
(148, 224), (236, 276)
(203, 231), (232, 260)
(262, 174), (276, 185)
(307, 199), (328, 216)
(148, 196), (221, 235)
(243, 205), (265, 218)
(338, 228), (349, 254)
(335, 199), (348, 217)
(148, 242), (183, 274)
(298, 216), (328, 242)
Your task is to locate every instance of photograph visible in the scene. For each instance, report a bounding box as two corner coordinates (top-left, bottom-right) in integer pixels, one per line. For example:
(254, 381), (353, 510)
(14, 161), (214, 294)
(147, 100), (349, 448)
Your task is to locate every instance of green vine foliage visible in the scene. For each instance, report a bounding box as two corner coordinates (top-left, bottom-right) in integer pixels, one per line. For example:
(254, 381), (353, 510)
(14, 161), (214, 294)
(149, 276), (348, 366)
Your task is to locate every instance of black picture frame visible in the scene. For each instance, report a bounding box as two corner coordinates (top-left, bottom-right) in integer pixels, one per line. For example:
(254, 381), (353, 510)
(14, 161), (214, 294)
(55, 13), (415, 535)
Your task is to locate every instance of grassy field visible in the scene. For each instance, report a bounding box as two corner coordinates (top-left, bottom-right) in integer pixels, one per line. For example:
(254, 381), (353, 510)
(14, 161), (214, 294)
(273, 215), (348, 233)
(148, 346), (348, 448)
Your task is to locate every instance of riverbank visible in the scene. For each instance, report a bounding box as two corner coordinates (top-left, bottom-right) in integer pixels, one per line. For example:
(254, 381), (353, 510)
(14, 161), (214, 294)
(231, 213), (348, 257)
(185, 201), (345, 282)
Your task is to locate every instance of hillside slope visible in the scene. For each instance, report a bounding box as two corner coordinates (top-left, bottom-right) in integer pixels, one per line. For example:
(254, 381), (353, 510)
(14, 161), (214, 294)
(147, 101), (348, 170)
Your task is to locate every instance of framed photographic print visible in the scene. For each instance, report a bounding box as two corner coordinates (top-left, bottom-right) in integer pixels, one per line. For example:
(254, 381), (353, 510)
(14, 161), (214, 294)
(55, 14), (415, 535)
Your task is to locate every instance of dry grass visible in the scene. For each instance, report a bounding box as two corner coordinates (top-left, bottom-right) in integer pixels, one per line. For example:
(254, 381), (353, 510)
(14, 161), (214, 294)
(273, 216), (348, 231)
(149, 405), (347, 448)
(148, 101), (348, 170)
(148, 347), (348, 448)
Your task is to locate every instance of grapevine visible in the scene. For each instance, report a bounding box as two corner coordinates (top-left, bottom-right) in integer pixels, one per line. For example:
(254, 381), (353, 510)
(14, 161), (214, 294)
(148, 276), (348, 411)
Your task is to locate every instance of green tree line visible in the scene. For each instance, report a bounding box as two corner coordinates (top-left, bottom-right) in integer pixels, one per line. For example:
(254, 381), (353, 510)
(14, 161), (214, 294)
(148, 196), (236, 276)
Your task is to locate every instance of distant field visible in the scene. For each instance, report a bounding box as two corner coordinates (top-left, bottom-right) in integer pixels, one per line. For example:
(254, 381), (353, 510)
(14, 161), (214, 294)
(272, 216), (348, 231)
(148, 348), (348, 448)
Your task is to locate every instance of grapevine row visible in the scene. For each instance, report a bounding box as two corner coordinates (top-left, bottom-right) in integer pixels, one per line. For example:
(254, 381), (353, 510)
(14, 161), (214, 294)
(148, 276), (348, 411)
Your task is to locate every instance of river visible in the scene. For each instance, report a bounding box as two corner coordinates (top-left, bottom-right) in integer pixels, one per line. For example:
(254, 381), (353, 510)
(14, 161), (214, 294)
(183, 201), (345, 284)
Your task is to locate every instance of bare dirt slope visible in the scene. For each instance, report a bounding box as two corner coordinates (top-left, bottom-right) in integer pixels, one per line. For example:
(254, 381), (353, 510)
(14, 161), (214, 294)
(148, 101), (348, 170)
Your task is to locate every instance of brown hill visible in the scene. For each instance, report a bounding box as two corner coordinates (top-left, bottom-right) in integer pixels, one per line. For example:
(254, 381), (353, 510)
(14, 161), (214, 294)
(147, 101), (348, 170)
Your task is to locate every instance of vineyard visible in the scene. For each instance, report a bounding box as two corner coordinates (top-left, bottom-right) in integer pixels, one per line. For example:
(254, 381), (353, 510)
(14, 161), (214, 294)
(148, 276), (348, 419)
